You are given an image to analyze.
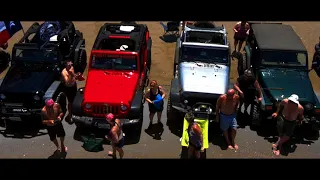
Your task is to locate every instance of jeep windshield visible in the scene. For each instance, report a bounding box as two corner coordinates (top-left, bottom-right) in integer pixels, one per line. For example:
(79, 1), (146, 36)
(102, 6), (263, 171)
(181, 46), (229, 64)
(261, 50), (307, 67)
(14, 48), (58, 63)
(91, 54), (137, 70)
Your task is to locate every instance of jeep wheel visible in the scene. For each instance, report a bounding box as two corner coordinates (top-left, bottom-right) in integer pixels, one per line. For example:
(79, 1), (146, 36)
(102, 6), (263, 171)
(251, 103), (263, 129)
(238, 51), (247, 76)
(147, 49), (151, 71)
(75, 48), (87, 74)
(167, 95), (183, 126)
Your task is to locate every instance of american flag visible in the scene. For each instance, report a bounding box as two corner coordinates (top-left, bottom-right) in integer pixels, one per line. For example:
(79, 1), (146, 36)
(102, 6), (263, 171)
(0, 21), (23, 46)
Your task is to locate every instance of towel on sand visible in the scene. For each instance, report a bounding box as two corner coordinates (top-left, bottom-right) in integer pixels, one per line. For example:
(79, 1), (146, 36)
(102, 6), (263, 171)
(181, 117), (209, 149)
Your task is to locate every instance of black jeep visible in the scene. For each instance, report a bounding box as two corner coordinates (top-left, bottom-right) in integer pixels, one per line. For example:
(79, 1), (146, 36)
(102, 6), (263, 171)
(0, 21), (87, 124)
(242, 22), (320, 131)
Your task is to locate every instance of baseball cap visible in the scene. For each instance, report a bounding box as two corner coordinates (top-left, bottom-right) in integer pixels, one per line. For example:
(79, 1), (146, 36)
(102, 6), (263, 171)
(45, 99), (55, 107)
(288, 94), (299, 105)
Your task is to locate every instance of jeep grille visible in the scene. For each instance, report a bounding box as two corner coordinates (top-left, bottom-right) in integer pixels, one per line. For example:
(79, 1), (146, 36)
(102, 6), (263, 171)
(92, 104), (119, 116)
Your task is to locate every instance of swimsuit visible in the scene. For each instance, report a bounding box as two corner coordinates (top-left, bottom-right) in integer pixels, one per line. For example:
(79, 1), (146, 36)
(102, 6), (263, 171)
(219, 112), (238, 132)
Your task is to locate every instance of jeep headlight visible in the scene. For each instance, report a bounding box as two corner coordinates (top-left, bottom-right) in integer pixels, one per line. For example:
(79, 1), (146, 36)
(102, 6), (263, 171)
(0, 94), (6, 100)
(33, 95), (41, 101)
(85, 103), (92, 109)
(304, 103), (313, 111)
(120, 105), (127, 111)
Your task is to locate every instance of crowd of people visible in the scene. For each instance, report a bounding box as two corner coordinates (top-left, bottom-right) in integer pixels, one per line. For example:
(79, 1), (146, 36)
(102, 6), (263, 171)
(36, 21), (312, 158)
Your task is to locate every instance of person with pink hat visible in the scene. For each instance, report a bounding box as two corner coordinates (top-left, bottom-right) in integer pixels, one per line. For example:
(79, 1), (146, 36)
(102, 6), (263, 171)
(105, 113), (125, 159)
(41, 98), (67, 153)
(61, 60), (84, 124)
(271, 94), (304, 156)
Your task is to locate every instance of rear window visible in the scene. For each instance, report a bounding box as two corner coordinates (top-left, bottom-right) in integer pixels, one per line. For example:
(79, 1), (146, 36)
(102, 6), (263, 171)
(91, 54), (137, 70)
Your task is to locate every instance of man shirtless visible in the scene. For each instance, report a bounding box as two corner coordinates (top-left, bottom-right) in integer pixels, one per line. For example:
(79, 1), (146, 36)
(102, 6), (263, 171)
(215, 89), (240, 150)
(41, 99), (67, 153)
(271, 94), (304, 156)
(61, 61), (83, 123)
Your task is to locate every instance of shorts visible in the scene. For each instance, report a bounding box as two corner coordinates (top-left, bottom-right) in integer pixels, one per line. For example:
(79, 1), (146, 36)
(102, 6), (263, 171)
(243, 91), (257, 104)
(220, 112), (238, 132)
(148, 103), (164, 113)
(189, 143), (201, 151)
(47, 122), (66, 141)
(114, 138), (124, 148)
(63, 84), (77, 103)
(277, 115), (297, 137)
(234, 35), (246, 42)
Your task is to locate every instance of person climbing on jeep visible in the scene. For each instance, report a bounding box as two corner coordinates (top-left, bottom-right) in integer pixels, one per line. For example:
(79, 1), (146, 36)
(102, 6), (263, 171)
(233, 21), (250, 53)
(145, 80), (166, 130)
(271, 94), (304, 156)
(234, 69), (262, 114)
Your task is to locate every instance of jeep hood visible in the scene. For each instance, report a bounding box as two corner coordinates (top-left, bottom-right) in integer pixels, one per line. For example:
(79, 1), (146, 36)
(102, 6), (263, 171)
(180, 62), (229, 95)
(0, 66), (55, 94)
(259, 68), (315, 103)
(84, 70), (139, 104)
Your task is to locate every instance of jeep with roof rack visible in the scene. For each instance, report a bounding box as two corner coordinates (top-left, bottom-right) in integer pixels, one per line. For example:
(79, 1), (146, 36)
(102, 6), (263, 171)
(71, 23), (152, 137)
(167, 21), (232, 123)
(0, 21), (87, 124)
(242, 22), (320, 131)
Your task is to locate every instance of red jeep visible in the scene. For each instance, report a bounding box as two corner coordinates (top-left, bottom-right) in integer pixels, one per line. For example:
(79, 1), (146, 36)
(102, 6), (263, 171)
(71, 23), (152, 133)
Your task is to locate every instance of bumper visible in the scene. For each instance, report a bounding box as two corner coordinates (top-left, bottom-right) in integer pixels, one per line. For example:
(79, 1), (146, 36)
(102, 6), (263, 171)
(72, 115), (141, 129)
(1, 103), (42, 117)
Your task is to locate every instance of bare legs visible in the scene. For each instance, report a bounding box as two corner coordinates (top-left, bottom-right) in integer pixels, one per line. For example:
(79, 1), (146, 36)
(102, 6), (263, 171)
(272, 135), (290, 156)
(110, 145), (124, 159)
(234, 39), (245, 52)
(148, 111), (162, 129)
(222, 129), (238, 150)
(188, 146), (200, 159)
(52, 136), (67, 152)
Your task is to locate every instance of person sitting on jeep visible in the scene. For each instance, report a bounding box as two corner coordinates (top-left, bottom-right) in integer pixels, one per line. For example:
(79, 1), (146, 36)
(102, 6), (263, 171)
(234, 69), (262, 114)
(61, 61), (82, 123)
(145, 80), (166, 130)
(185, 112), (204, 159)
(41, 99), (67, 153)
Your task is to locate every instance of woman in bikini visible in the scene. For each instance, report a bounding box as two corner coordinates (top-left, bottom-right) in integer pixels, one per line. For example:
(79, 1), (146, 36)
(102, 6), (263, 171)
(185, 112), (204, 159)
(105, 113), (125, 159)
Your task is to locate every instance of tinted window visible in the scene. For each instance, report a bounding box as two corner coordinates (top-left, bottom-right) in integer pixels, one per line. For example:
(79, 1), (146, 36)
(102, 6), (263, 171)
(181, 46), (229, 64)
(92, 54), (137, 70)
(15, 48), (58, 62)
(261, 50), (307, 67)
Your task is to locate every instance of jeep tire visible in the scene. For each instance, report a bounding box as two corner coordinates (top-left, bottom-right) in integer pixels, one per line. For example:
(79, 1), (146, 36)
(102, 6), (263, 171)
(74, 48), (87, 74)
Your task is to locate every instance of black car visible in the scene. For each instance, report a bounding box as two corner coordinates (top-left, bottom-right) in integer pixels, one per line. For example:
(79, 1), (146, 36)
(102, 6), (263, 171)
(242, 22), (320, 131)
(0, 21), (87, 123)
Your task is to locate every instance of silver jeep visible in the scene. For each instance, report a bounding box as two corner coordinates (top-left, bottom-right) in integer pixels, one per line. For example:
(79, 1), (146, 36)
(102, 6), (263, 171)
(167, 22), (232, 122)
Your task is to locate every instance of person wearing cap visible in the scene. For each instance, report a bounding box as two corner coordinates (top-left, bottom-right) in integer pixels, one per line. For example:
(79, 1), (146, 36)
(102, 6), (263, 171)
(61, 61), (83, 124)
(185, 112), (204, 159)
(105, 113), (125, 159)
(145, 80), (166, 130)
(216, 89), (240, 150)
(233, 21), (250, 53)
(234, 69), (262, 114)
(271, 94), (304, 156)
(41, 99), (67, 153)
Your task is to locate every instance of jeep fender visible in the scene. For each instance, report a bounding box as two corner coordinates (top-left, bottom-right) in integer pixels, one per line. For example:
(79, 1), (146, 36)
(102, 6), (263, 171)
(147, 38), (152, 70)
(169, 78), (180, 106)
(43, 81), (67, 112)
(72, 88), (84, 116)
(259, 90), (273, 111)
(128, 90), (144, 119)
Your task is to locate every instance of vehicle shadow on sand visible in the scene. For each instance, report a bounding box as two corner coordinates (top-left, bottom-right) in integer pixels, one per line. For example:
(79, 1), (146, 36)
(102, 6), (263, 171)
(159, 34), (179, 43)
(73, 126), (142, 146)
(0, 119), (47, 139)
(237, 112), (318, 156)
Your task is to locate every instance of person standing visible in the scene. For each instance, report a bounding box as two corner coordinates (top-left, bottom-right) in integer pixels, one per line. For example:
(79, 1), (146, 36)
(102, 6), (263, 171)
(41, 99), (67, 153)
(105, 113), (125, 159)
(233, 21), (250, 52)
(61, 61), (84, 123)
(145, 80), (166, 129)
(215, 89), (240, 150)
(271, 94), (304, 156)
(185, 112), (204, 159)
(234, 69), (262, 114)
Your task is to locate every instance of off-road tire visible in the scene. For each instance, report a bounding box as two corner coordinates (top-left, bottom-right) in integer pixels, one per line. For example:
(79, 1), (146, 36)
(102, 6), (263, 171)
(238, 51), (247, 76)
(74, 48), (87, 74)
(54, 92), (68, 120)
(147, 49), (151, 71)
(251, 102), (262, 128)
(167, 95), (183, 126)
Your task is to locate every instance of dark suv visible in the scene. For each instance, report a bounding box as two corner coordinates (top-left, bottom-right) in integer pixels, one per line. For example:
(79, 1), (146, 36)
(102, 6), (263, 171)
(242, 22), (320, 131)
(0, 21), (87, 124)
